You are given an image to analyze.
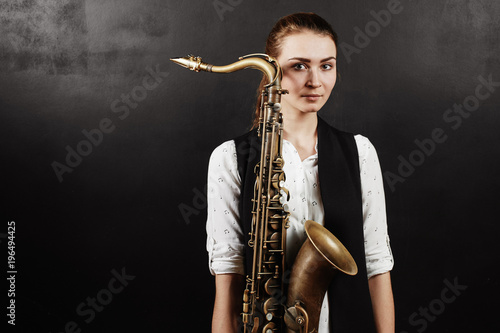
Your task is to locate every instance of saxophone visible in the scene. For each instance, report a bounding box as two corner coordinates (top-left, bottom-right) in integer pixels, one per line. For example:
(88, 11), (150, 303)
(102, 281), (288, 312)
(171, 54), (358, 333)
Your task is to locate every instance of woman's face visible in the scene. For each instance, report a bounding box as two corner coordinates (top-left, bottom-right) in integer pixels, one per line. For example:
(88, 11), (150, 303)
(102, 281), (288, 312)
(277, 30), (337, 117)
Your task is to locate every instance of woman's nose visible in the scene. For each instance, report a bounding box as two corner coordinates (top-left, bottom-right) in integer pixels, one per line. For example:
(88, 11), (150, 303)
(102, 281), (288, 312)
(306, 69), (322, 88)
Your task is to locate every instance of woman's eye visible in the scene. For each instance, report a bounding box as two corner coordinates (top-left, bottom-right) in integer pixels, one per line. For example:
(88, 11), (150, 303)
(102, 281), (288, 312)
(293, 63), (306, 70)
(322, 64), (334, 70)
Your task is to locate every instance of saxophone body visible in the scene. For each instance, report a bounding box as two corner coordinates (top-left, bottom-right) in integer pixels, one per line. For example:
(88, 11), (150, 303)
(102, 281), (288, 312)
(171, 54), (358, 333)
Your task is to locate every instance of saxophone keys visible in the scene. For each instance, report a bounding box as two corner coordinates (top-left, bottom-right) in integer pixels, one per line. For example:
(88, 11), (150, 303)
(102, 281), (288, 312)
(251, 317), (259, 333)
(262, 321), (276, 333)
(280, 187), (290, 201)
(263, 297), (279, 318)
(268, 232), (281, 250)
(272, 102), (282, 112)
(254, 162), (261, 174)
(268, 219), (280, 231)
(264, 253), (278, 268)
(264, 277), (280, 295)
(278, 172), (285, 181)
(284, 307), (301, 332)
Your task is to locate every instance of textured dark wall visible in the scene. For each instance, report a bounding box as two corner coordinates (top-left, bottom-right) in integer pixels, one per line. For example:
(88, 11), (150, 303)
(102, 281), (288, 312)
(2, 0), (499, 332)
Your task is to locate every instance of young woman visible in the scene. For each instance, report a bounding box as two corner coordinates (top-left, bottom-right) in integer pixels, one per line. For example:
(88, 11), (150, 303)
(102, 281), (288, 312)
(206, 13), (395, 333)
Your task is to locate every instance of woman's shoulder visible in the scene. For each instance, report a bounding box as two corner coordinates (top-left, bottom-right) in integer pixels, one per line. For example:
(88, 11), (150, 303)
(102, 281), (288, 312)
(354, 134), (379, 160)
(209, 139), (236, 163)
(354, 134), (371, 147)
(209, 128), (260, 170)
(211, 139), (236, 152)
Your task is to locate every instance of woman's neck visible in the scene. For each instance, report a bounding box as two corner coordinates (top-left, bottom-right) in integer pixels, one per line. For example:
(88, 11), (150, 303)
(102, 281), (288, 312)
(282, 112), (318, 161)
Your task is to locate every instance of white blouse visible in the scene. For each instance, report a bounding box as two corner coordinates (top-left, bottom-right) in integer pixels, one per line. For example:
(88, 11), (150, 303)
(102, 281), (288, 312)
(206, 134), (394, 332)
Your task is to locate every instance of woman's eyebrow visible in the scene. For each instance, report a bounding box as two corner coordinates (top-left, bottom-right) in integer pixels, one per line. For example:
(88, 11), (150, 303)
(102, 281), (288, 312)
(287, 56), (337, 62)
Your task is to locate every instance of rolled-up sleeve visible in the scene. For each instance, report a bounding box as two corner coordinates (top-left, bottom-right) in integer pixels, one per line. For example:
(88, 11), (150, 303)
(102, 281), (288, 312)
(206, 140), (245, 276)
(355, 135), (394, 279)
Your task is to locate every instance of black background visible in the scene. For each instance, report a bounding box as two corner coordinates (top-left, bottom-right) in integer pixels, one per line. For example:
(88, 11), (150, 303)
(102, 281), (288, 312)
(2, 0), (499, 332)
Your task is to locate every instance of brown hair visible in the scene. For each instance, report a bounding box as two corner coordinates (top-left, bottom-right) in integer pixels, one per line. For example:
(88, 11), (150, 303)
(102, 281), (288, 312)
(251, 12), (338, 129)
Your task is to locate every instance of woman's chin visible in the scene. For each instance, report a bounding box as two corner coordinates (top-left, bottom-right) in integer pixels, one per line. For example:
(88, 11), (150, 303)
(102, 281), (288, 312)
(300, 106), (322, 114)
(281, 101), (324, 116)
(300, 101), (327, 113)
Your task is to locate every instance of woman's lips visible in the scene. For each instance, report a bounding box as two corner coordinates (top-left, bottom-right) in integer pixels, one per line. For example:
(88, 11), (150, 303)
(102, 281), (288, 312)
(302, 94), (321, 101)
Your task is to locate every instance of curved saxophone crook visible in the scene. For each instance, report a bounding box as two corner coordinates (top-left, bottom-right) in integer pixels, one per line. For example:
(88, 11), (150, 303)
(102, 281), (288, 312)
(170, 54), (281, 87)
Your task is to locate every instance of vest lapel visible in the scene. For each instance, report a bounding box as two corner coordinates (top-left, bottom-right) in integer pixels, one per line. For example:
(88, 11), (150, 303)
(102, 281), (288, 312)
(317, 116), (375, 332)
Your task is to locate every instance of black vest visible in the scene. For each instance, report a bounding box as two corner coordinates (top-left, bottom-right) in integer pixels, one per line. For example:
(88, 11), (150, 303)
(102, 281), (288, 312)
(234, 116), (375, 332)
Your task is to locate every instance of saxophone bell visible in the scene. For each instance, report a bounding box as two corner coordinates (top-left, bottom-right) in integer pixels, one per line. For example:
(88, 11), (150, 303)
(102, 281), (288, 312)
(285, 220), (357, 332)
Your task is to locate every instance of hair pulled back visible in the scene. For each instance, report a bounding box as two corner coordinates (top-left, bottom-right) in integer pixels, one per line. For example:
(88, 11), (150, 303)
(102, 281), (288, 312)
(252, 12), (338, 129)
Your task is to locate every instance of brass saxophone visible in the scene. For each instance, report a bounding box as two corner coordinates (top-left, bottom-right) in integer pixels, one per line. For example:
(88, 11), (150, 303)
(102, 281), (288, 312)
(171, 54), (358, 333)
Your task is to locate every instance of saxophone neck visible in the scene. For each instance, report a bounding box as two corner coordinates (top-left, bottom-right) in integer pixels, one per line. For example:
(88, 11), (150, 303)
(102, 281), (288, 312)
(170, 54), (284, 89)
